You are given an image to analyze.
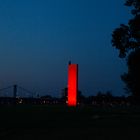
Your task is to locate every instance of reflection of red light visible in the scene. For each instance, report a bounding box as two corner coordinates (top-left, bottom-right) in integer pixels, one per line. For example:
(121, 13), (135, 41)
(68, 64), (78, 106)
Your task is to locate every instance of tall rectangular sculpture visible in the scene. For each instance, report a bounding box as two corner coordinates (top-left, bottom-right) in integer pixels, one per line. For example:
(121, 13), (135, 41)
(68, 62), (78, 106)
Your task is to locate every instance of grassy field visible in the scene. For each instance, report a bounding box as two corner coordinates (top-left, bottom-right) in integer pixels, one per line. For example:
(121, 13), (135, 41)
(0, 105), (140, 140)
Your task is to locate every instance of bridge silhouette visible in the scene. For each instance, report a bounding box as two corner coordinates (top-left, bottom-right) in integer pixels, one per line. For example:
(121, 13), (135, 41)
(0, 85), (36, 98)
(0, 85), (62, 105)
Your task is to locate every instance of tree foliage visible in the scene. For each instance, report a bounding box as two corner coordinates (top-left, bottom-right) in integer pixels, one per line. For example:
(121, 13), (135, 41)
(121, 48), (140, 96)
(112, 0), (140, 96)
(112, 0), (140, 58)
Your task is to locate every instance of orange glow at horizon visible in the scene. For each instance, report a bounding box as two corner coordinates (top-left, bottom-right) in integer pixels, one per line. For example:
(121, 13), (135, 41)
(68, 64), (78, 106)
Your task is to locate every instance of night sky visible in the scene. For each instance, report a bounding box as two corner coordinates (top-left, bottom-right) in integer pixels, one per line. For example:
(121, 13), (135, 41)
(0, 0), (130, 97)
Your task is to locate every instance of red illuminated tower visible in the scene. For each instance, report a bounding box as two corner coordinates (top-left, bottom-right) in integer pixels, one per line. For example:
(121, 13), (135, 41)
(67, 62), (78, 106)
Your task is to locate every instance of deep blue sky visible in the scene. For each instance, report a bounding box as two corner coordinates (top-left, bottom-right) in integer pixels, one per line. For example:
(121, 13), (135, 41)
(0, 0), (131, 97)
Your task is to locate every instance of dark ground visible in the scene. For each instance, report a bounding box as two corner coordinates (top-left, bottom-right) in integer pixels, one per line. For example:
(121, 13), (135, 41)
(0, 105), (140, 140)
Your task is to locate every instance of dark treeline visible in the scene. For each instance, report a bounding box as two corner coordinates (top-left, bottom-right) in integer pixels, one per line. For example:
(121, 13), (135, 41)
(0, 90), (139, 106)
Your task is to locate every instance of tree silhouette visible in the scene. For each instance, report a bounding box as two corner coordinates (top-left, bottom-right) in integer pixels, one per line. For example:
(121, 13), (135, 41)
(121, 49), (140, 96)
(112, 0), (140, 97)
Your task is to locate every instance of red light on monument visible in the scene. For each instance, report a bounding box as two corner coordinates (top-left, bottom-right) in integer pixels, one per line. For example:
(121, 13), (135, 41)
(68, 62), (78, 106)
